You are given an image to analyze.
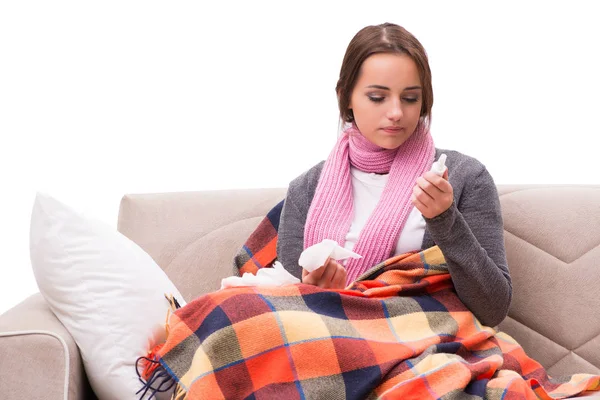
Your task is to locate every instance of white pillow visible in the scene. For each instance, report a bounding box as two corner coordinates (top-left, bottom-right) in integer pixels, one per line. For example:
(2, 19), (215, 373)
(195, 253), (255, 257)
(29, 193), (186, 400)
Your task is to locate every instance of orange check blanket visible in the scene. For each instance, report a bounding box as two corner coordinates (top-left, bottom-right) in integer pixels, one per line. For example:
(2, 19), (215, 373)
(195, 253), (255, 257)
(138, 246), (599, 399)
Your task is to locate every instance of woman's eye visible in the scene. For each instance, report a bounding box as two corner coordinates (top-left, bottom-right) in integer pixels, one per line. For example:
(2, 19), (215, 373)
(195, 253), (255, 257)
(368, 95), (419, 103)
(368, 96), (384, 103)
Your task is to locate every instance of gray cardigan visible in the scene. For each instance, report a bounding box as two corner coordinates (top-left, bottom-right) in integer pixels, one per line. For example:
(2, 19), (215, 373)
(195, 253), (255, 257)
(276, 148), (512, 327)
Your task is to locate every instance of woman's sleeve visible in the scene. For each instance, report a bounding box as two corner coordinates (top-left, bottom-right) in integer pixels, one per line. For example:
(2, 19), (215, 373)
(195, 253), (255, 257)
(425, 165), (512, 328)
(277, 162), (324, 279)
(276, 184), (307, 280)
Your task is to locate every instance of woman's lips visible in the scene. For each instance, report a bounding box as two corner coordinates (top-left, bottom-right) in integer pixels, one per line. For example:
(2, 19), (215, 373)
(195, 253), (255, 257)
(382, 127), (403, 134)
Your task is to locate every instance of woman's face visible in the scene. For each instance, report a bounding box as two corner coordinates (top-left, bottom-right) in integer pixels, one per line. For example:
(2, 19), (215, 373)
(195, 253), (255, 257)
(348, 53), (423, 149)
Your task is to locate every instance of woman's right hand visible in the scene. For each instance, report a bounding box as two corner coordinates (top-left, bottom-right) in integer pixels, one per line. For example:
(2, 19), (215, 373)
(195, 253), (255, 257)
(302, 257), (347, 289)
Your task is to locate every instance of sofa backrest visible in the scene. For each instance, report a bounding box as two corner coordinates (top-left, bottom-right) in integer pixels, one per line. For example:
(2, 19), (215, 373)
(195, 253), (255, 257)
(495, 185), (600, 377)
(117, 185), (600, 377)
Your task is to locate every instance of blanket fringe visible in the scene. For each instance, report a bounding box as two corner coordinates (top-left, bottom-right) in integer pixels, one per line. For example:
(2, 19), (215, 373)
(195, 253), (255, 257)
(171, 382), (187, 400)
(165, 293), (182, 311)
(135, 293), (184, 399)
(135, 354), (176, 399)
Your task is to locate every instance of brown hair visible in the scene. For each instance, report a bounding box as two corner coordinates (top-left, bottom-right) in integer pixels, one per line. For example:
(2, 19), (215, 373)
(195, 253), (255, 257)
(336, 23), (433, 127)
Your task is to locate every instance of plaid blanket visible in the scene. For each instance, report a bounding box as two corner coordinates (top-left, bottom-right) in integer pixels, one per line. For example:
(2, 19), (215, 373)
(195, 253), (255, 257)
(138, 204), (600, 400)
(233, 199), (283, 276)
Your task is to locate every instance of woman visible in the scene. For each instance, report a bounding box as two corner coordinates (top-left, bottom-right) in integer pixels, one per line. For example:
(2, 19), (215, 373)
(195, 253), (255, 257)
(276, 22), (512, 328)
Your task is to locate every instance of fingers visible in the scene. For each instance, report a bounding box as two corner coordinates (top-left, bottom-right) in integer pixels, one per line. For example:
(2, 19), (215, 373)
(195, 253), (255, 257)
(417, 172), (451, 194)
(302, 258), (346, 289)
(414, 171), (453, 207)
(413, 179), (435, 204)
(319, 259), (337, 288)
(411, 192), (430, 219)
(331, 263), (347, 288)
(302, 268), (320, 286)
(412, 171), (454, 219)
(302, 256), (330, 285)
(411, 192), (428, 211)
(303, 257), (329, 283)
(324, 261), (347, 289)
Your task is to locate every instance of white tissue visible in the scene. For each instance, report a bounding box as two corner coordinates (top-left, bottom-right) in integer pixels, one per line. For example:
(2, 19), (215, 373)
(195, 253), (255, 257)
(220, 261), (300, 289)
(298, 239), (362, 272)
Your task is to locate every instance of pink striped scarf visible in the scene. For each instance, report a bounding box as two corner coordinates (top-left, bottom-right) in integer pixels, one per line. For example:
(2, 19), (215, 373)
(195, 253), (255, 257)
(304, 123), (436, 284)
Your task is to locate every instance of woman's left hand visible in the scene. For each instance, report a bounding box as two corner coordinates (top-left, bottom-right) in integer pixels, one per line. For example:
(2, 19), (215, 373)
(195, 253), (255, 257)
(411, 169), (454, 219)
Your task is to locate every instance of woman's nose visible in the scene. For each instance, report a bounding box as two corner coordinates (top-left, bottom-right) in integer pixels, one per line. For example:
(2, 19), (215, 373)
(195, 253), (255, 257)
(387, 100), (403, 121)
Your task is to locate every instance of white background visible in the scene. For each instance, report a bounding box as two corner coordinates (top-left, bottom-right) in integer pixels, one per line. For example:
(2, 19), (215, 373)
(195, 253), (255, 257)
(1, 1), (599, 314)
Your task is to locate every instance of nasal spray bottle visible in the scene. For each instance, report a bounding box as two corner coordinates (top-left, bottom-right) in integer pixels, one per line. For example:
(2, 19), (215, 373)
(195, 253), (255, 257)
(430, 153), (448, 177)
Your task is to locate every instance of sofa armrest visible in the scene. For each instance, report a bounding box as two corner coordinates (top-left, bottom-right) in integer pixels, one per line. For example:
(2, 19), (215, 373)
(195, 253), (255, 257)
(0, 293), (96, 400)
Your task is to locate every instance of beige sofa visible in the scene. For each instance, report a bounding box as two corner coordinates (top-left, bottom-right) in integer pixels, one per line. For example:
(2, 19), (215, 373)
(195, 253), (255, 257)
(1, 185), (599, 399)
